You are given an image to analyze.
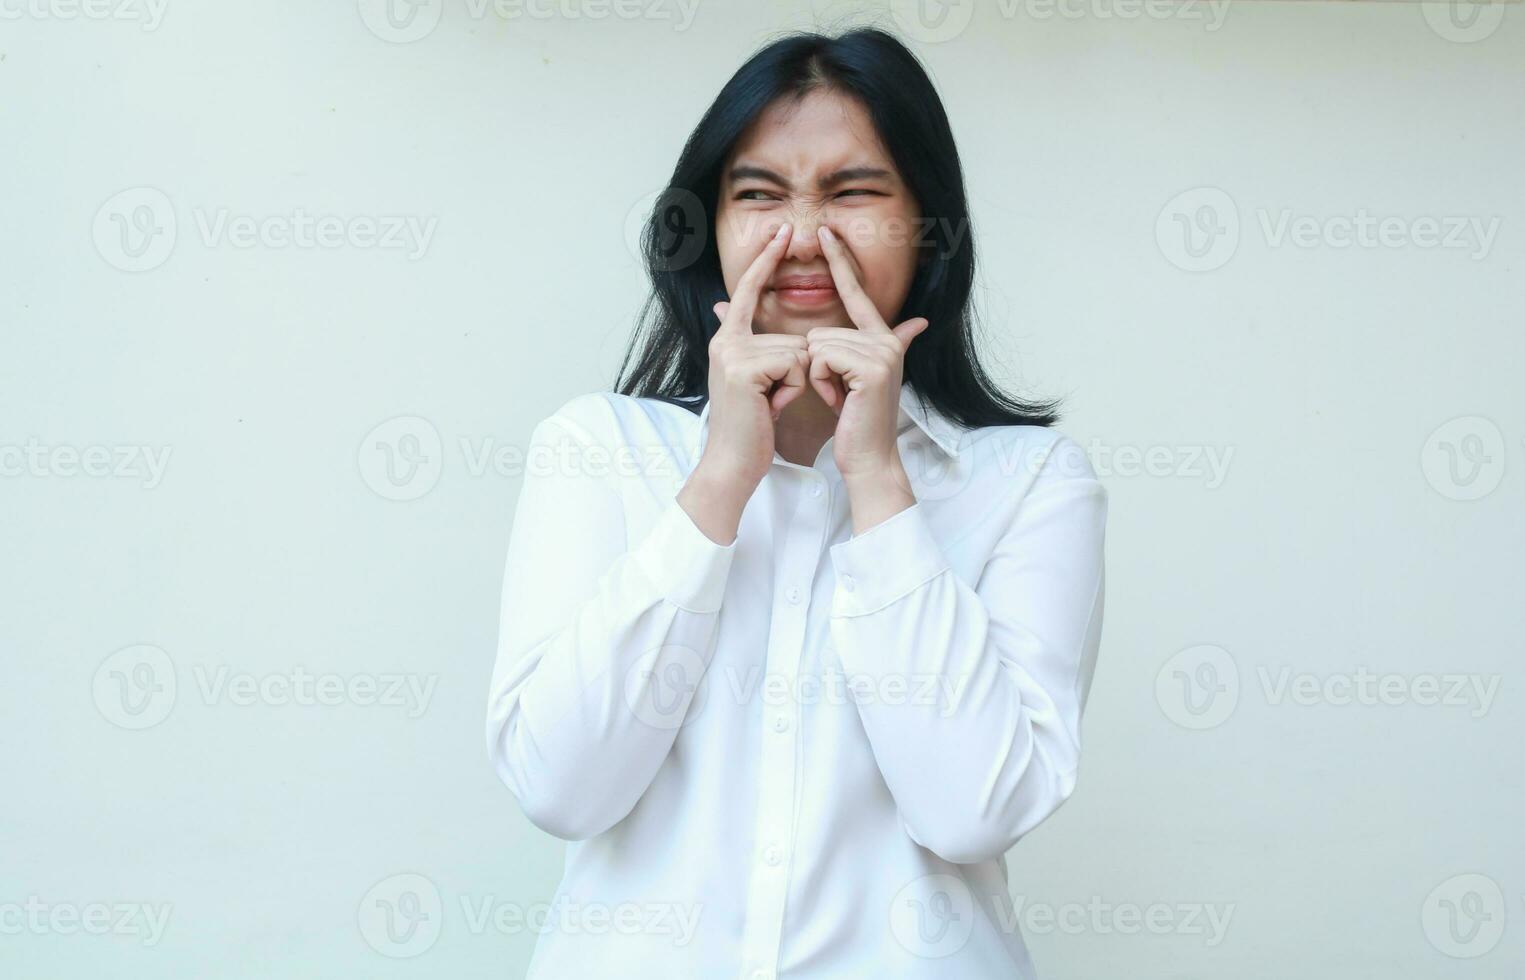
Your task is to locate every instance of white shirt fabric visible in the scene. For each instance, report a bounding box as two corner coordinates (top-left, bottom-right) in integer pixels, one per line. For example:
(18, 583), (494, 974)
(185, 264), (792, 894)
(486, 382), (1108, 979)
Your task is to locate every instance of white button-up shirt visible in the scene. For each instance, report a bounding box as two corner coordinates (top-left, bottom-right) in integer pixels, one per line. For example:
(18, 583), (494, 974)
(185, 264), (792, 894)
(486, 382), (1108, 979)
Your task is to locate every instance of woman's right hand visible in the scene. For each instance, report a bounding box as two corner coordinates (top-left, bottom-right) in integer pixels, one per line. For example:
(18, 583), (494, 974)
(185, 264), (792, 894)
(678, 223), (808, 544)
(697, 221), (809, 492)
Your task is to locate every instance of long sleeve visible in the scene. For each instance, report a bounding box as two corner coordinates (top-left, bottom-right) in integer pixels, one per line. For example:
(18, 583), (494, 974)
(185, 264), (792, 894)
(826, 436), (1108, 865)
(486, 398), (738, 841)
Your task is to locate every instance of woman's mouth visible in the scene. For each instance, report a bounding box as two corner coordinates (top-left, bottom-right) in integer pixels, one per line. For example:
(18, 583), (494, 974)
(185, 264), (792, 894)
(775, 285), (838, 307)
(773, 276), (839, 308)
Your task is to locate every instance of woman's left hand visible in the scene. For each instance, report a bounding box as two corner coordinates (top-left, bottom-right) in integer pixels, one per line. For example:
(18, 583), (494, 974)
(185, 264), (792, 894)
(807, 225), (931, 481)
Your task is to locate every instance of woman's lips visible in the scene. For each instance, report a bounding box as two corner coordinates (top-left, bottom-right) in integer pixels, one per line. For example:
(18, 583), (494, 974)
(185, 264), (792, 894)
(775, 285), (838, 307)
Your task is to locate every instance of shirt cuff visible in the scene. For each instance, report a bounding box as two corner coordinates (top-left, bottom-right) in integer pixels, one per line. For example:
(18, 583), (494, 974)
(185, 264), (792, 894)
(631, 496), (739, 614)
(828, 502), (950, 618)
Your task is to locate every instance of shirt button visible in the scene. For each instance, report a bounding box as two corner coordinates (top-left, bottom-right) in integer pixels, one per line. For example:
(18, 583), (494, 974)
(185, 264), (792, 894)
(786, 586), (801, 604)
(772, 714), (791, 733)
(750, 971), (774, 980)
(764, 845), (783, 866)
(840, 574), (855, 592)
(809, 481), (823, 498)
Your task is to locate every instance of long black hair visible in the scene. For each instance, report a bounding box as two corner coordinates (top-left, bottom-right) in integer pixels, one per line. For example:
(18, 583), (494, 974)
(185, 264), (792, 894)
(613, 25), (1061, 430)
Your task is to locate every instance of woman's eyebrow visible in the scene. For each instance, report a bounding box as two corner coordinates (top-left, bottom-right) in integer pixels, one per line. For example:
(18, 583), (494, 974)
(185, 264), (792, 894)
(726, 164), (894, 188)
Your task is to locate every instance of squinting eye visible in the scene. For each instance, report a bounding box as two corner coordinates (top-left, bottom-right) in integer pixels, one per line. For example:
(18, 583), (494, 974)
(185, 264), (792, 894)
(836, 190), (877, 197)
(737, 190), (773, 201)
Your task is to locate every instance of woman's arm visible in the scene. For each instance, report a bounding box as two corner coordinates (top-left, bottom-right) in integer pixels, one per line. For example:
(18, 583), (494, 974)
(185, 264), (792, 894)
(827, 434), (1108, 865)
(485, 395), (739, 841)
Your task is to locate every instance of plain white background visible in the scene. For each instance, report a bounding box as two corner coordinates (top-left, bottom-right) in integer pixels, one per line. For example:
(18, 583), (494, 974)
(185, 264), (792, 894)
(2, 1), (1521, 976)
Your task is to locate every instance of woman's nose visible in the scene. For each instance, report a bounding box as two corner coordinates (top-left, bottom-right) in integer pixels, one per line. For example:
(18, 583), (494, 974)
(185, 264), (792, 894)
(784, 219), (825, 260)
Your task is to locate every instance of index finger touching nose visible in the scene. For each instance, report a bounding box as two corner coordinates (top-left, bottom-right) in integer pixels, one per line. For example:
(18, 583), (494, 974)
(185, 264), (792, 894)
(723, 222), (792, 332)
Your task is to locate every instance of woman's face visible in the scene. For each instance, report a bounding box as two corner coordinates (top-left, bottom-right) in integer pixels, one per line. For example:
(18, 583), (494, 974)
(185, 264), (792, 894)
(715, 89), (922, 336)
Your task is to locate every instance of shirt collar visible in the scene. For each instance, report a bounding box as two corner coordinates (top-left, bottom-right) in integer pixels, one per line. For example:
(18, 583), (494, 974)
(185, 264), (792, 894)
(686, 382), (965, 464)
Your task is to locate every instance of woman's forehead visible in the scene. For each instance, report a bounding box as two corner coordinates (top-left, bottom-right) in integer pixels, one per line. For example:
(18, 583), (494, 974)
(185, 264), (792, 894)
(729, 92), (891, 172)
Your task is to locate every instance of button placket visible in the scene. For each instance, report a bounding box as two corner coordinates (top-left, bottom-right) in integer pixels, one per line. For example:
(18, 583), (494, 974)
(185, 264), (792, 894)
(738, 474), (828, 978)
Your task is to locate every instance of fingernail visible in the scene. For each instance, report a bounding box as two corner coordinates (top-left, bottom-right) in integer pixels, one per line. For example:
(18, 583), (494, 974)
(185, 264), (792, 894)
(775, 223), (790, 240)
(818, 226), (834, 242)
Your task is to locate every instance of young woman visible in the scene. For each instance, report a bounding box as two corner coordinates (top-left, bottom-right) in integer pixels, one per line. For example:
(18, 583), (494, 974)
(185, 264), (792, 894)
(487, 27), (1108, 980)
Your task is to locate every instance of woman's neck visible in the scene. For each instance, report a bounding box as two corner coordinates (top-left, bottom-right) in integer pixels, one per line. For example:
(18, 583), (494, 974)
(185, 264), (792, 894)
(772, 387), (840, 468)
